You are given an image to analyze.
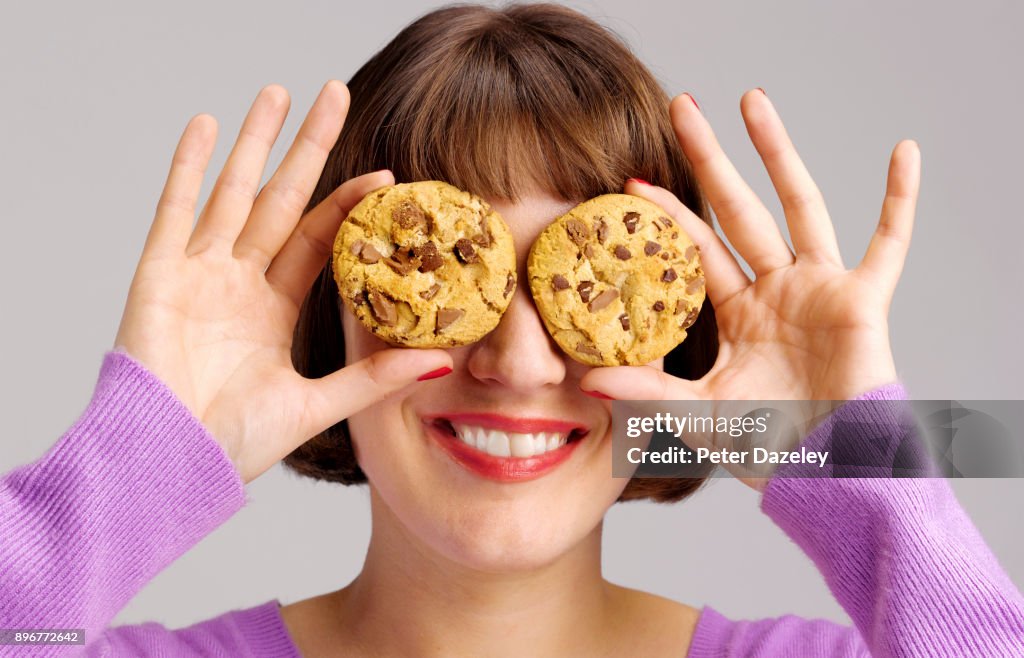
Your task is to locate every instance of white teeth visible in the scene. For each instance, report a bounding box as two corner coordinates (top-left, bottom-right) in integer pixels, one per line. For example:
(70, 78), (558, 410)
(450, 424), (570, 458)
(486, 431), (511, 457)
(510, 433), (533, 457)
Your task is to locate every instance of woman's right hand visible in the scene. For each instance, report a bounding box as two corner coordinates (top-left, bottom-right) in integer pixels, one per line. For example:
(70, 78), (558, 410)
(113, 82), (452, 483)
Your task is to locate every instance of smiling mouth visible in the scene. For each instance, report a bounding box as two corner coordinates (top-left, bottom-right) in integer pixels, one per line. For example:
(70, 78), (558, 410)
(441, 421), (584, 457)
(426, 414), (588, 481)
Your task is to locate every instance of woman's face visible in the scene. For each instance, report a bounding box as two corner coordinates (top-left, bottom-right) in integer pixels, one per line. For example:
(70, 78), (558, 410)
(343, 190), (635, 572)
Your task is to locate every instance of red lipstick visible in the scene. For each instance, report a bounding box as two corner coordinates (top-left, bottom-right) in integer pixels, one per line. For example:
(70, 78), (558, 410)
(423, 413), (586, 482)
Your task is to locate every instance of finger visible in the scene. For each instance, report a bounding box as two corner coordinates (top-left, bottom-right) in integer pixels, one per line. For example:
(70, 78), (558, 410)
(740, 89), (843, 266)
(624, 179), (749, 306)
(670, 94), (794, 275)
(234, 81), (350, 267)
(296, 348), (454, 439)
(187, 85), (290, 255)
(144, 114), (218, 259)
(858, 140), (921, 291)
(580, 365), (704, 404)
(266, 169), (395, 308)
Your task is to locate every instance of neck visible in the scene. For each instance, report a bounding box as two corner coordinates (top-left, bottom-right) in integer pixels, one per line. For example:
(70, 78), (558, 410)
(333, 487), (615, 658)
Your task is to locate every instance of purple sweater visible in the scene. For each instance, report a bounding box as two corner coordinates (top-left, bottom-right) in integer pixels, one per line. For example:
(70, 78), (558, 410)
(1, 350), (1022, 657)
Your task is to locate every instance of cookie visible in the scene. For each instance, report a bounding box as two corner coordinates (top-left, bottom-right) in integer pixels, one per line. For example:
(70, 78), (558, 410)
(528, 194), (705, 366)
(333, 181), (517, 347)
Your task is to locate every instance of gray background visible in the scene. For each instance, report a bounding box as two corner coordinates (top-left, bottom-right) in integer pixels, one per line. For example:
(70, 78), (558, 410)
(1, 0), (1021, 629)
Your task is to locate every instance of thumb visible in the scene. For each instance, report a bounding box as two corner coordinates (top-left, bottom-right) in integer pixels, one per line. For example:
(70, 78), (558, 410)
(581, 365), (709, 427)
(580, 365), (703, 403)
(298, 348), (453, 437)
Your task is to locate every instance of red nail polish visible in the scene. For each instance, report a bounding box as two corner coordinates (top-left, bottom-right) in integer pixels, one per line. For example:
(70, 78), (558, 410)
(627, 178), (651, 186)
(582, 389), (615, 400)
(685, 93), (700, 111)
(417, 366), (452, 381)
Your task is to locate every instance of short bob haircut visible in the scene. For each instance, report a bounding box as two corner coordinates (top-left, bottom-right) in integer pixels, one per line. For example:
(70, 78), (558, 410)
(286, 3), (719, 502)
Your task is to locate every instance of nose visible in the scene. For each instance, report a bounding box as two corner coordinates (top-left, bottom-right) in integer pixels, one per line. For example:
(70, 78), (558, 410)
(465, 282), (568, 391)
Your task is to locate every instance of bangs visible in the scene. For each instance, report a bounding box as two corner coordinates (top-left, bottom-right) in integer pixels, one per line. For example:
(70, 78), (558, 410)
(326, 4), (688, 203)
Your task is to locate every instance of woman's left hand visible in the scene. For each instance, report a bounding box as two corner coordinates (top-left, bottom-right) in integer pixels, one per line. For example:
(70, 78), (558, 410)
(580, 89), (920, 482)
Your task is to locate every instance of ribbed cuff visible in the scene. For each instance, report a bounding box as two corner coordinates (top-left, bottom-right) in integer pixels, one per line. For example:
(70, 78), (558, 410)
(1, 350), (246, 636)
(758, 381), (1024, 655)
(759, 382), (912, 571)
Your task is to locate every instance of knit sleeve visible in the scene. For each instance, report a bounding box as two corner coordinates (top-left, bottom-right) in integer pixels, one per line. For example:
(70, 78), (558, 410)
(0, 349), (247, 655)
(759, 383), (1024, 657)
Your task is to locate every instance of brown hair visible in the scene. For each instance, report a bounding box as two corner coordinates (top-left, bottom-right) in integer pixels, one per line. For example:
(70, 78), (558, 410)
(286, 3), (719, 502)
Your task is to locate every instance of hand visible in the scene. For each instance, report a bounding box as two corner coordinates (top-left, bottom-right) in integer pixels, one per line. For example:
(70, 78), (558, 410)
(581, 90), (920, 486)
(114, 83), (452, 483)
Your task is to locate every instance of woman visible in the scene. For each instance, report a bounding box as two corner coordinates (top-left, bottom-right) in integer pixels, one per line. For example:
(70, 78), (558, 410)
(2, 4), (1021, 656)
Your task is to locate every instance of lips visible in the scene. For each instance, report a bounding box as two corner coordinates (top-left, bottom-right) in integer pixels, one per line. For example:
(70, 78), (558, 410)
(424, 413), (587, 482)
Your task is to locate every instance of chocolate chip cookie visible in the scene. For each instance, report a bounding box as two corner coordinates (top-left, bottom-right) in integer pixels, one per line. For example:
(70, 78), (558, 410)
(528, 194), (705, 366)
(333, 181), (517, 347)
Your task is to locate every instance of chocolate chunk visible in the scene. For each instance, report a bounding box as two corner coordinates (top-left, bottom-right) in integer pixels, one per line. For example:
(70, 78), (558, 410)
(436, 307), (465, 332)
(350, 239), (365, 255)
(619, 313), (630, 331)
(614, 245), (632, 260)
(652, 218), (664, 231)
(359, 243), (382, 264)
(660, 216), (674, 228)
(576, 342), (602, 358)
(552, 274), (570, 291)
(662, 268), (678, 283)
(652, 301), (665, 312)
(644, 241), (661, 256)
(454, 239), (479, 264)
(672, 231), (679, 239)
(414, 241), (443, 273)
(686, 275), (705, 294)
(681, 307), (699, 329)
(385, 248), (419, 275)
(565, 218), (590, 246)
(471, 224), (493, 247)
(684, 245), (696, 260)
(623, 211), (640, 234)
(393, 201), (430, 232)
(583, 244), (595, 259)
(577, 280), (595, 303)
(595, 218), (609, 244)
(419, 283), (441, 300)
(588, 288), (619, 312)
(369, 291), (397, 326)
(504, 272), (515, 298)
(660, 252), (670, 260)
(674, 299), (687, 315)
(352, 291), (366, 305)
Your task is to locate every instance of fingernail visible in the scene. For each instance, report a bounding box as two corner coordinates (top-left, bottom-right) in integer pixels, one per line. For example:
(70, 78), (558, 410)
(417, 366), (452, 381)
(684, 93), (700, 111)
(582, 389), (615, 400)
(756, 87), (767, 97)
(627, 178), (651, 186)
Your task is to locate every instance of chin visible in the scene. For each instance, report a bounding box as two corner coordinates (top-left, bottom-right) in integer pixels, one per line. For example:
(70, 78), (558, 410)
(353, 401), (625, 573)
(430, 502), (598, 573)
